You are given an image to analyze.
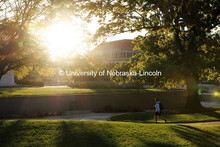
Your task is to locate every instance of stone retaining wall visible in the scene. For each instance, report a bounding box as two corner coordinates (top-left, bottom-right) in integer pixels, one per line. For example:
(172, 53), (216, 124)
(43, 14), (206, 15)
(0, 91), (187, 115)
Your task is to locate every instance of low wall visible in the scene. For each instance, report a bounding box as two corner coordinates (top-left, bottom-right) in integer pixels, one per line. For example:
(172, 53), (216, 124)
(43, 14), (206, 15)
(0, 91), (187, 115)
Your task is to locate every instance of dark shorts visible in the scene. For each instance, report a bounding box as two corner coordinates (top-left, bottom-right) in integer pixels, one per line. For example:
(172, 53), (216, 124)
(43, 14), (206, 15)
(155, 111), (161, 116)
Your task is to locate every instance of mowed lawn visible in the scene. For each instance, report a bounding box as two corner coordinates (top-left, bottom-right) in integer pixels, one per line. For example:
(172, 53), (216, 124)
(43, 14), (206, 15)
(0, 120), (219, 147)
(111, 109), (220, 123)
(0, 86), (164, 97)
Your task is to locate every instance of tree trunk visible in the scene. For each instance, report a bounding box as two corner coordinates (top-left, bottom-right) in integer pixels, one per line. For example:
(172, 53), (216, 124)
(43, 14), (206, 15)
(0, 70), (8, 80)
(185, 74), (203, 110)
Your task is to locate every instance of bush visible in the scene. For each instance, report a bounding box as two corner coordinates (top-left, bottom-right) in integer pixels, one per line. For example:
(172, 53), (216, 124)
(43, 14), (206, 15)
(16, 80), (44, 87)
(56, 111), (65, 115)
(93, 105), (144, 113)
(69, 82), (144, 89)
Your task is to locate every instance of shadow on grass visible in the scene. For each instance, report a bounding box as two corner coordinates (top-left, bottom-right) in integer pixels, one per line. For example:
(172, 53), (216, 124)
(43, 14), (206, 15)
(139, 142), (178, 147)
(60, 121), (181, 147)
(1, 120), (219, 147)
(201, 109), (220, 120)
(171, 125), (220, 147)
(111, 112), (154, 123)
(56, 121), (117, 147)
(0, 120), (27, 146)
(0, 89), (18, 96)
(56, 121), (179, 147)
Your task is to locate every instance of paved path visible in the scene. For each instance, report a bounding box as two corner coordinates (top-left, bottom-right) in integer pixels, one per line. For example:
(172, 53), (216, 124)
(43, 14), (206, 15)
(36, 110), (128, 121)
(176, 121), (220, 126)
(36, 111), (220, 126)
(3, 110), (220, 126)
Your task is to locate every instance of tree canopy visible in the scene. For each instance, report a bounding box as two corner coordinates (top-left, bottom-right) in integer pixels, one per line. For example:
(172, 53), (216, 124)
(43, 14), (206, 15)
(0, 0), (219, 109)
(73, 0), (220, 108)
(0, 0), (52, 79)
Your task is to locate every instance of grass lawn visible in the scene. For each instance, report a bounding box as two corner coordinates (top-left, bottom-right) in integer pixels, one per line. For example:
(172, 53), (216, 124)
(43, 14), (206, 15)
(111, 108), (220, 123)
(0, 86), (166, 97)
(0, 120), (219, 147)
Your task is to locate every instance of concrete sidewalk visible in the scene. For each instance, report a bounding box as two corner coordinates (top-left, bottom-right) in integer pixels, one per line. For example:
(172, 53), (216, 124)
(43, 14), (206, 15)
(176, 121), (220, 126)
(36, 110), (128, 121)
(37, 110), (220, 126)
(4, 110), (220, 126)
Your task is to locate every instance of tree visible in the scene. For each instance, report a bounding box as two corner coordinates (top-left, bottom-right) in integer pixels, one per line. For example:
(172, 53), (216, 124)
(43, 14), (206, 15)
(0, 0), (52, 79)
(73, 0), (220, 109)
(64, 53), (114, 82)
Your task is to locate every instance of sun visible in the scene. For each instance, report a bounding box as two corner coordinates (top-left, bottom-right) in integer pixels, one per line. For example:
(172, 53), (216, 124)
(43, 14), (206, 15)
(45, 22), (83, 59)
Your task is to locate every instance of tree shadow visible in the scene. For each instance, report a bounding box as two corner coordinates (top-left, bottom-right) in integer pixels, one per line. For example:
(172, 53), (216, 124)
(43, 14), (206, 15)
(111, 112), (155, 123)
(171, 125), (220, 147)
(0, 89), (17, 96)
(138, 141), (178, 147)
(0, 120), (27, 146)
(56, 121), (117, 147)
(201, 109), (220, 120)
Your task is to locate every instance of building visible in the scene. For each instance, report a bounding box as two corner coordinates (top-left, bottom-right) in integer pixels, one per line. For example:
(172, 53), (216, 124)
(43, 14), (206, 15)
(0, 70), (16, 86)
(72, 39), (138, 87)
(92, 39), (138, 63)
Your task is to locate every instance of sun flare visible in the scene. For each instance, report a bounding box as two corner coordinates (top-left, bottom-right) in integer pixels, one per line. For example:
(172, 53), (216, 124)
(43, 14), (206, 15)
(45, 22), (84, 59)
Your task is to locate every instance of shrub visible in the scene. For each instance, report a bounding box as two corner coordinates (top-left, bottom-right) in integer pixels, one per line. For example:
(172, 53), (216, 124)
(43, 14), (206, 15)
(16, 80), (44, 87)
(69, 82), (144, 89)
(93, 105), (144, 113)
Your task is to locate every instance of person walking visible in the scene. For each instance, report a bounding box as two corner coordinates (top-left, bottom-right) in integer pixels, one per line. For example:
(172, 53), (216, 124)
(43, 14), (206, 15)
(154, 98), (167, 123)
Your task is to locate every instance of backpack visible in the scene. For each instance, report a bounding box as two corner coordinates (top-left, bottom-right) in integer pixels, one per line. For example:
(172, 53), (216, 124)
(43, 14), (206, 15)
(159, 103), (164, 111)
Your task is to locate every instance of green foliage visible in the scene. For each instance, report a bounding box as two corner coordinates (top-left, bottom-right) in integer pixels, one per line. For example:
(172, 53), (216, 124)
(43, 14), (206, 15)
(61, 54), (116, 83)
(74, 0), (220, 80)
(16, 80), (44, 87)
(0, 0), (52, 79)
(93, 105), (144, 113)
(73, 0), (220, 107)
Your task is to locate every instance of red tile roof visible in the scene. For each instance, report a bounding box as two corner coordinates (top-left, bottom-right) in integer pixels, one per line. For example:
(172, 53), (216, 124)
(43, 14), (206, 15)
(94, 39), (135, 51)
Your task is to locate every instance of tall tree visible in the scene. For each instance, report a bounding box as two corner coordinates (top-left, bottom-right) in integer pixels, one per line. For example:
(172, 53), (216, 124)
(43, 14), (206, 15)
(0, 0), (52, 79)
(73, 0), (220, 109)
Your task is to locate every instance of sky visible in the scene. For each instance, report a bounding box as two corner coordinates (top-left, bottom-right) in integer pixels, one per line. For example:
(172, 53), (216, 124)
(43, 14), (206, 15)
(87, 17), (145, 42)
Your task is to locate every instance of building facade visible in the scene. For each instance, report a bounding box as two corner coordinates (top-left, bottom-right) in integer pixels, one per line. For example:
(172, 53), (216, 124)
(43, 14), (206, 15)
(0, 70), (16, 86)
(92, 39), (138, 63)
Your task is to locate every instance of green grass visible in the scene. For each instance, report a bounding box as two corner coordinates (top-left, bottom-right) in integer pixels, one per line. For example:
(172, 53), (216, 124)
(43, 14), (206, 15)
(111, 109), (220, 123)
(0, 120), (219, 147)
(0, 85), (33, 88)
(0, 86), (166, 97)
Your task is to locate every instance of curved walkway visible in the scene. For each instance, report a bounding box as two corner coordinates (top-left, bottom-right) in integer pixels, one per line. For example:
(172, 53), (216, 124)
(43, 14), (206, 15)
(175, 121), (220, 126)
(4, 110), (220, 126)
(36, 110), (128, 121)
(34, 111), (220, 126)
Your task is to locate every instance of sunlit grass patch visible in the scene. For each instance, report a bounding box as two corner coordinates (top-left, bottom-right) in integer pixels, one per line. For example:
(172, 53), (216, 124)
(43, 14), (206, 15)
(0, 86), (163, 97)
(111, 109), (220, 123)
(0, 120), (219, 147)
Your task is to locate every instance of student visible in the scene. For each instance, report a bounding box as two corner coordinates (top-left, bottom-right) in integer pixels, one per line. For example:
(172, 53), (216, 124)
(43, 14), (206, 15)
(154, 98), (167, 123)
